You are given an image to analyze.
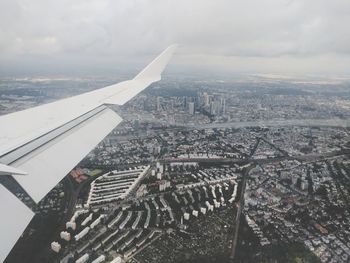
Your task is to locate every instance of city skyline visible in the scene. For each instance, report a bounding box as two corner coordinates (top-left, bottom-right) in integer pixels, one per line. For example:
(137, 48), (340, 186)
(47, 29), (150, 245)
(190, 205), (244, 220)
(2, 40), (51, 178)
(1, 1), (350, 263)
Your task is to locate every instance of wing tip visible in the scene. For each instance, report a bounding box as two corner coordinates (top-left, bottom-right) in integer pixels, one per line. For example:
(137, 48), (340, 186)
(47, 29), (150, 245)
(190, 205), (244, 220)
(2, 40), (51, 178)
(133, 44), (177, 82)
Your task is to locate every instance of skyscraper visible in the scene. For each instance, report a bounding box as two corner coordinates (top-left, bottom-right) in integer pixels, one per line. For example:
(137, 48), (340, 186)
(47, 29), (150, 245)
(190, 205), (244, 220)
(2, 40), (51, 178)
(189, 102), (195, 115)
(203, 92), (210, 107)
(221, 98), (226, 115)
(157, 97), (161, 111)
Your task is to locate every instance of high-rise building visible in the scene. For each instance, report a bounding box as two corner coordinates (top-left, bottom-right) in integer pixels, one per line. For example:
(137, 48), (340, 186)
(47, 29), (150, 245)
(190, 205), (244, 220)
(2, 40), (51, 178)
(184, 96), (191, 109)
(210, 101), (216, 115)
(221, 98), (226, 115)
(210, 100), (221, 115)
(189, 102), (195, 115)
(203, 92), (210, 107)
(157, 97), (161, 111)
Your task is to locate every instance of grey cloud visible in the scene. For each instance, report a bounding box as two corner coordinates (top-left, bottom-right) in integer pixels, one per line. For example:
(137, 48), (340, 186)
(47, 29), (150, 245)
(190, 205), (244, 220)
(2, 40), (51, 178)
(0, 0), (350, 76)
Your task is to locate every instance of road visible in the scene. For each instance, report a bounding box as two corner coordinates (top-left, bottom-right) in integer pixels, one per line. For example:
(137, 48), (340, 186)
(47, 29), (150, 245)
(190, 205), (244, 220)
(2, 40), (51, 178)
(224, 148), (350, 261)
(161, 148), (350, 167)
(185, 118), (350, 129)
(58, 143), (350, 262)
(228, 165), (252, 262)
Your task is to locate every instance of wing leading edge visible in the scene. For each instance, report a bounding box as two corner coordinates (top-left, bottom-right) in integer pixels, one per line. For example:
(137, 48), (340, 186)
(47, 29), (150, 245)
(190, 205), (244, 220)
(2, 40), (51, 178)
(0, 45), (176, 203)
(0, 45), (176, 262)
(0, 45), (177, 158)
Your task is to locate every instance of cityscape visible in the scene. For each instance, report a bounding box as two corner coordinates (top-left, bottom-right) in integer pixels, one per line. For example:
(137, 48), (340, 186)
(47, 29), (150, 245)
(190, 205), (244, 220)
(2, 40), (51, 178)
(1, 75), (350, 263)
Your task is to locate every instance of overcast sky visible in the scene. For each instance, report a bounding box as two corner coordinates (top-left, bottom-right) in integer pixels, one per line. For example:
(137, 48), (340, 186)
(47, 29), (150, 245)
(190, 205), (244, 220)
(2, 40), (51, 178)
(1, 0), (350, 77)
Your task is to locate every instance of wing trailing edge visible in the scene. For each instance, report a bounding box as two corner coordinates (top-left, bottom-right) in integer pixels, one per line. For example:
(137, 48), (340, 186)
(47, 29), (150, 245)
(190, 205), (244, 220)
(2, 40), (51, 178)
(13, 107), (122, 203)
(0, 185), (34, 263)
(0, 45), (176, 203)
(0, 45), (176, 263)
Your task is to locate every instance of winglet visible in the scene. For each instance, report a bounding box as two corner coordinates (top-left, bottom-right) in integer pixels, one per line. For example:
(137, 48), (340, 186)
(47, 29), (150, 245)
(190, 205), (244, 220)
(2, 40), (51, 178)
(134, 44), (177, 82)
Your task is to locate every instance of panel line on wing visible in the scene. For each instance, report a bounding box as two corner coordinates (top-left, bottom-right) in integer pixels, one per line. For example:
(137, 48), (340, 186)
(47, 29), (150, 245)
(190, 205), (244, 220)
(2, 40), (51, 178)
(12, 108), (122, 203)
(0, 105), (108, 165)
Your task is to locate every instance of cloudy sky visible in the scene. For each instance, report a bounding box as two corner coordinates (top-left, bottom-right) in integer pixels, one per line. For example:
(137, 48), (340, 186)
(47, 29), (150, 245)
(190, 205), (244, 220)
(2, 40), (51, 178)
(1, 0), (350, 77)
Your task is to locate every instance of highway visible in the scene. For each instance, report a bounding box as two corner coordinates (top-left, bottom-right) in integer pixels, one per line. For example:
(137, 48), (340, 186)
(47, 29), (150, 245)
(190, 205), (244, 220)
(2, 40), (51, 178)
(185, 118), (350, 129)
(161, 150), (350, 167)
(228, 165), (253, 262)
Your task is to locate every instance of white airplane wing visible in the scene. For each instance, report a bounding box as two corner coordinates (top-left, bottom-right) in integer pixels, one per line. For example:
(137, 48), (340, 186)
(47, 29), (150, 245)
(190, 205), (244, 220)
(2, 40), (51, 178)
(0, 185), (34, 263)
(0, 45), (176, 261)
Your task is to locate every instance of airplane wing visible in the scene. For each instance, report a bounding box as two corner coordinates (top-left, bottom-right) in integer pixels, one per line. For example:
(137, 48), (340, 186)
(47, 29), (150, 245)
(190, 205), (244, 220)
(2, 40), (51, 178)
(0, 185), (34, 263)
(0, 45), (176, 261)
